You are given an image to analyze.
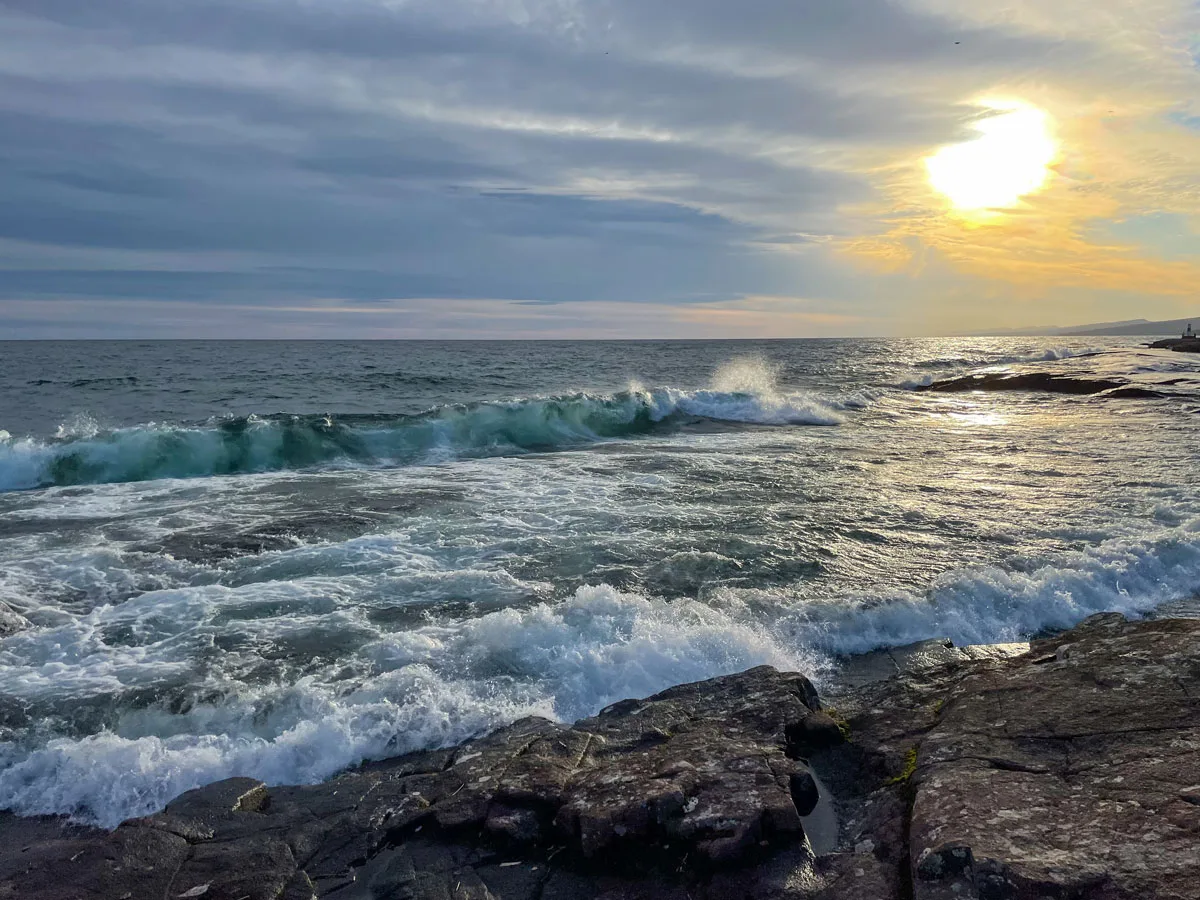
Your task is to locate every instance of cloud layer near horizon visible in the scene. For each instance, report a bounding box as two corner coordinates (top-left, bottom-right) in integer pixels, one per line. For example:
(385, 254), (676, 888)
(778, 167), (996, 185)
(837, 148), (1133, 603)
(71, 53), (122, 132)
(1, 0), (1198, 337)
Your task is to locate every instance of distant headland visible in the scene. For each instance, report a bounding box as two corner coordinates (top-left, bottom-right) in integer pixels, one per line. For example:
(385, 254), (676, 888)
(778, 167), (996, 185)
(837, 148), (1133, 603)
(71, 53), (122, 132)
(971, 316), (1200, 337)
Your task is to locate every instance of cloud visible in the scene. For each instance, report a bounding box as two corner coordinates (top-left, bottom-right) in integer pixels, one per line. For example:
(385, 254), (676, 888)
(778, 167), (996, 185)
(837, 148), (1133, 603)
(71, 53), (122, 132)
(0, 294), (879, 340)
(0, 0), (1197, 336)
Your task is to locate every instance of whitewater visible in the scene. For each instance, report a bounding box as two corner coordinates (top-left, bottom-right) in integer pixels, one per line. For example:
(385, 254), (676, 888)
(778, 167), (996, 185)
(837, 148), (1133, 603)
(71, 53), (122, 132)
(1, 337), (1198, 828)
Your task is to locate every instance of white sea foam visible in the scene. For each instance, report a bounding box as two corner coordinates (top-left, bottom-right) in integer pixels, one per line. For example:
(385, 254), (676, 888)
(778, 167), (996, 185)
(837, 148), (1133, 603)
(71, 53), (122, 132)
(1023, 346), (1105, 363)
(966, 346), (1106, 368)
(760, 520), (1200, 654)
(0, 584), (809, 827)
(655, 387), (844, 426)
(899, 374), (935, 390)
(710, 356), (782, 395)
(4, 517), (1199, 828)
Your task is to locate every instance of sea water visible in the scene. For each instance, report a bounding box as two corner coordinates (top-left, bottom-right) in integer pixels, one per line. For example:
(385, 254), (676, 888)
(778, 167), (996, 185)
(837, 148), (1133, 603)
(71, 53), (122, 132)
(1, 338), (1198, 827)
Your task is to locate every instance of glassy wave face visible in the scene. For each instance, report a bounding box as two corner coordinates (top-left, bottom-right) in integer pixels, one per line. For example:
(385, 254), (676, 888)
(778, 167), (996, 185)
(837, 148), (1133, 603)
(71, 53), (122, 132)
(1, 338), (1198, 827)
(0, 384), (844, 491)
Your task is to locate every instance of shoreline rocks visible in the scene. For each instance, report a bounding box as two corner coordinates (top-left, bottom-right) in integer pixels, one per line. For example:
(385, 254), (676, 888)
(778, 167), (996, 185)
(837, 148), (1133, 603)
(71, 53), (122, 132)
(1149, 337), (1200, 353)
(2, 614), (1198, 899)
(913, 371), (1167, 399)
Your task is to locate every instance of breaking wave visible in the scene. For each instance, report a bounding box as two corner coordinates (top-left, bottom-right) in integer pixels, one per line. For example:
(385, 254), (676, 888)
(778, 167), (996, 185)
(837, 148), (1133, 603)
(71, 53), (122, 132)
(0, 386), (844, 492)
(762, 518), (1200, 654)
(915, 346), (1105, 370)
(898, 347), (1108, 389)
(0, 584), (809, 828)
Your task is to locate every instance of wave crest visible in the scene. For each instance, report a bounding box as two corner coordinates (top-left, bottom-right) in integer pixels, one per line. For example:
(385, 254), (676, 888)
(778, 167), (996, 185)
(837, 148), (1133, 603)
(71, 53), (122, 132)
(0, 386), (844, 491)
(915, 346), (1106, 371)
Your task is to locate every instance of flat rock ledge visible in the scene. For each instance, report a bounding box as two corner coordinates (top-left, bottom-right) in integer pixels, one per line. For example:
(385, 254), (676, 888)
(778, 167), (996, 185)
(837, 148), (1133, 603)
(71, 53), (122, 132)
(914, 372), (1165, 399)
(2, 614), (1198, 900)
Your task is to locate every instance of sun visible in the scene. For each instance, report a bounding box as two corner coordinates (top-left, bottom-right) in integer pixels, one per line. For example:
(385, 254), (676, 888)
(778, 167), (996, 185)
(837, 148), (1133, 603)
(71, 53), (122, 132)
(926, 104), (1057, 212)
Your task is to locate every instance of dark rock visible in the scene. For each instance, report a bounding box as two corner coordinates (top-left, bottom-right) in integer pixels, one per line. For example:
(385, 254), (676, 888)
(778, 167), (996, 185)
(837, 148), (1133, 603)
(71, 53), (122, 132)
(916, 372), (1125, 395)
(1106, 386), (1167, 398)
(302, 813), (374, 880)
(357, 748), (455, 780)
(786, 712), (845, 753)
(130, 777), (278, 842)
(835, 638), (1028, 691)
(364, 841), (497, 900)
(171, 833), (297, 900)
(788, 773), (821, 817)
(0, 818), (189, 900)
(0, 601), (27, 637)
(905, 615), (1200, 900)
(807, 852), (901, 900)
(556, 667), (819, 865)
(915, 842), (973, 879)
(484, 803), (543, 843)
(914, 370), (1170, 401)
(1150, 337), (1200, 353)
(280, 869), (319, 900)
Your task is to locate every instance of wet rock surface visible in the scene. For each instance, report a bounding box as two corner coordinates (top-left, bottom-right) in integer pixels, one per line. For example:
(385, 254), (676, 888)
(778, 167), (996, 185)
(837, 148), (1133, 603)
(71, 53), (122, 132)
(915, 372), (1163, 397)
(0, 601), (26, 637)
(1149, 337), (1200, 353)
(2, 615), (1198, 900)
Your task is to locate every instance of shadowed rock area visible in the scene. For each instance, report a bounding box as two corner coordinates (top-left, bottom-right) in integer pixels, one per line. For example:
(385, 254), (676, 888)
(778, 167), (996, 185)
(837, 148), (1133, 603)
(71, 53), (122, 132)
(1, 615), (1197, 900)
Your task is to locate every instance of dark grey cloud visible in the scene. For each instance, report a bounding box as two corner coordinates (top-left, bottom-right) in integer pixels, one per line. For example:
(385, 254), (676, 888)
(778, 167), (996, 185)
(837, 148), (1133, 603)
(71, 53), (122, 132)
(595, 0), (1068, 66)
(0, 0), (1071, 145)
(0, 97), (828, 305)
(0, 0), (1133, 335)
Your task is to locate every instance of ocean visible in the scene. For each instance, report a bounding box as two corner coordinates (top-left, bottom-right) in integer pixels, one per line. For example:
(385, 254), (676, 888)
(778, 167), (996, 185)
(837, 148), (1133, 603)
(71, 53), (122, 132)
(2, 337), (1198, 828)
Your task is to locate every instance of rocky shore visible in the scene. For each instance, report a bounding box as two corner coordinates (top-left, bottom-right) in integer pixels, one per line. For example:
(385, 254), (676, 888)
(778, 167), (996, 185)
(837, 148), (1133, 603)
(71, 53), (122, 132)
(1149, 337), (1200, 353)
(914, 371), (1165, 399)
(2, 613), (1197, 900)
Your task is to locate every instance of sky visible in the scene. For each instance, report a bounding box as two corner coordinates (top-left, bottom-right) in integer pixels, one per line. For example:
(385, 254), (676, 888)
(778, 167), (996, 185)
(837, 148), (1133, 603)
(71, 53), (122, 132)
(1, 0), (1198, 338)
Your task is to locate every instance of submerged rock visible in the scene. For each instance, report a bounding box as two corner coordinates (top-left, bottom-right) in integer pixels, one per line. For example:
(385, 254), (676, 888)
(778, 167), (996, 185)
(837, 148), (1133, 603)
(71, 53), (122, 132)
(0, 601), (27, 637)
(915, 372), (1155, 396)
(1, 615), (1197, 899)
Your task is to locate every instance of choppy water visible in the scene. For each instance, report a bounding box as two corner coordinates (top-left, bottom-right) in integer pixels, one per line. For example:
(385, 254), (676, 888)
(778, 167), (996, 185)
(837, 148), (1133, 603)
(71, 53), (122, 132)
(2, 338), (1199, 827)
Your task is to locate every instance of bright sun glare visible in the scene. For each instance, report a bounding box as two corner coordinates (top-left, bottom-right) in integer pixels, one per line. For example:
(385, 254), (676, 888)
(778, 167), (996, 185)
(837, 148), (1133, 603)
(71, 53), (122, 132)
(926, 105), (1057, 212)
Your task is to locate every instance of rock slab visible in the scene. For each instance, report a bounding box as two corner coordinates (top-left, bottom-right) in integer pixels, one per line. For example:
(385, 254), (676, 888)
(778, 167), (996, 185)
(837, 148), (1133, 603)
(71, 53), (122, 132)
(906, 614), (1200, 900)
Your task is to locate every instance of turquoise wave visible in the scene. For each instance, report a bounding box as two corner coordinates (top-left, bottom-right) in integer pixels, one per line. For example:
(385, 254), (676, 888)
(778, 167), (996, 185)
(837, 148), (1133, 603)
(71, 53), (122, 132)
(0, 387), (844, 491)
